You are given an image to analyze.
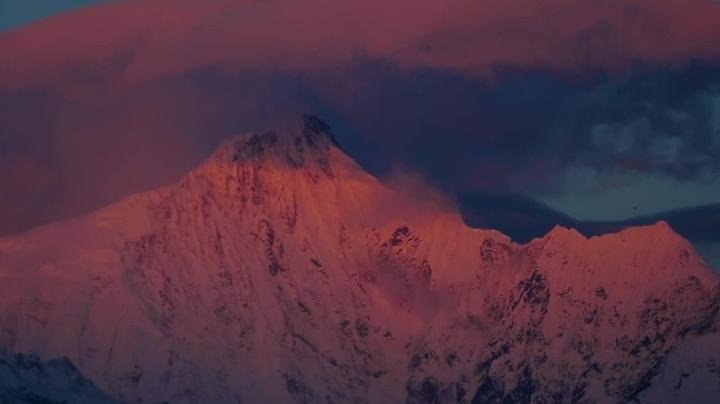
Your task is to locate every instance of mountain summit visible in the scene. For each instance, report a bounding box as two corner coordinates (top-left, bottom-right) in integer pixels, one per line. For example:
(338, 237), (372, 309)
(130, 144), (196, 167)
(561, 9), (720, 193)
(0, 116), (718, 403)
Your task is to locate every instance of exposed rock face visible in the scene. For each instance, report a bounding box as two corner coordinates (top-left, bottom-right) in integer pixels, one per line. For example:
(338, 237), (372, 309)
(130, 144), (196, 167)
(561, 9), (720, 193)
(0, 354), (117, 403)
(0, 115), (718, 403)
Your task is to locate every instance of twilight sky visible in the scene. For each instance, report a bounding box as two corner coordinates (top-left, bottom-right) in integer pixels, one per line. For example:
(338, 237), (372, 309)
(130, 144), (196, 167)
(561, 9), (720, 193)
(0, 0), (719, 262)
(0, 0), (106, 30)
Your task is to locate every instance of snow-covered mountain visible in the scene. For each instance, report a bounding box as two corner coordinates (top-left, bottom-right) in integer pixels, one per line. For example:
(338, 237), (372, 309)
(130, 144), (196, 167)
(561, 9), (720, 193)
(0, 115), (718, 403)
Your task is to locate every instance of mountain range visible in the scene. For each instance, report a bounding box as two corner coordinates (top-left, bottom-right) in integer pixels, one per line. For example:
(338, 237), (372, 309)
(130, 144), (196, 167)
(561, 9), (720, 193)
(0, 115), (718, 403)
(458, 192), (720, 269)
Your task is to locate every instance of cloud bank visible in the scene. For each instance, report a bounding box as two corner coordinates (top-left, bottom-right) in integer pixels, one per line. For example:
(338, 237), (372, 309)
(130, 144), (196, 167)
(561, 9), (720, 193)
(3, 0), (720, 88)
(2, 0), (720, 235)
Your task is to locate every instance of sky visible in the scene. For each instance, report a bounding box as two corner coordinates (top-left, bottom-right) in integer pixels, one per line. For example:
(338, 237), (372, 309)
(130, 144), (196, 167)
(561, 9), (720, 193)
(0, 0), (106, 30)
(0, 0), (718, 266)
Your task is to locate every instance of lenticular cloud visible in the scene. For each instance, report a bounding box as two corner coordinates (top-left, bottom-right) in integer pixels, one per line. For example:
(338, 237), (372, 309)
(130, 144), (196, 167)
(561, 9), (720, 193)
(2, 0), (720, 90)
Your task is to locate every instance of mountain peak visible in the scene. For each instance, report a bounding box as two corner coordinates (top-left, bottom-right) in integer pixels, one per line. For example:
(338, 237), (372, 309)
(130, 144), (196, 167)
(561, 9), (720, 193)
(614, 220), (684, 241)
(171, 114), (373, 219)
(209, 114), (341, 166)
(300, 113), (342, 150)
(649, 219), (673, 232)
(545, 225), (586, 240)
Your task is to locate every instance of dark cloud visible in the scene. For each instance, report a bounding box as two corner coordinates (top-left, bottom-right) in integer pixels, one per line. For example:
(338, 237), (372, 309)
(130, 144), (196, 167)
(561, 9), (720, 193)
(561, 66), (720, 182)
(321, 65), (720, 195)
(2, 0), (720, 235)
(3, 0), (720, 88)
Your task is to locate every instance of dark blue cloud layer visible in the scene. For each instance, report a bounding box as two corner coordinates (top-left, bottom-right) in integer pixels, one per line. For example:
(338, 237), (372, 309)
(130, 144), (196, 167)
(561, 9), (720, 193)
(323, 64), (720, 192)
(2, 61), (720, 236)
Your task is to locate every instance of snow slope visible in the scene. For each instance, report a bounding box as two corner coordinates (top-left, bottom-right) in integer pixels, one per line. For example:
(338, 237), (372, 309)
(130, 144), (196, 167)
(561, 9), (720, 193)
(0, 115), (718, 403)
